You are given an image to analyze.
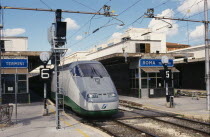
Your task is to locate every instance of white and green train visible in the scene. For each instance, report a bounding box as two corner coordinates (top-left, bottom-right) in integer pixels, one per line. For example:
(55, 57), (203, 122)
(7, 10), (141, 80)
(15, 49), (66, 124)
(51, 61), (119, 117)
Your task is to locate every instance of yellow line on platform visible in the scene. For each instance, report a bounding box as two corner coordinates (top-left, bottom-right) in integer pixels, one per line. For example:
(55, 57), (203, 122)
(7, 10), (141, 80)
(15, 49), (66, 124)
(60, 117), (73, 127)
(76, 129), (89, 137)
(48, 100), (89, 137)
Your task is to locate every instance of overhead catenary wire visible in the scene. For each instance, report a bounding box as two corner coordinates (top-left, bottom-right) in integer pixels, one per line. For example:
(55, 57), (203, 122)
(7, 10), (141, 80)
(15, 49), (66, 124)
(150, 9), (209, 34)
(68, 0), (145, 49)
(66, 0), (112, 40)
(73, 8), (208, 52)
(145, 6), (209, 39)
(147, 9), (209, 46)
(70, 14), (147, 51)
(98, 0), (144, 30)
(40, 0), (52, 10)
(70, 0), (96, 12)
(68, 0), (172, 51)
(148, 0), (204, 29)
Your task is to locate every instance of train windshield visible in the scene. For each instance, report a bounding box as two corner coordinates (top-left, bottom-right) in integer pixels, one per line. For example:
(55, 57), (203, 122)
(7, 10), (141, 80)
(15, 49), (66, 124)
(78, 63), (109, 77)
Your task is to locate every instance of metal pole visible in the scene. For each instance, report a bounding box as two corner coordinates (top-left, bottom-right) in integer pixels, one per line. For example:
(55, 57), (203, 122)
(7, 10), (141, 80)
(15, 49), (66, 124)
(43, 64), (48, 115)
(15, 68), (17, 124)
(164, 65), (169, 104)
(43, 83), (48, 115)
(204, 0), (210, 111)
(55, 53), (61, 129)
(166, 82), (168, 97)
(0, 26), (2, 105)
(139, 58), (141, 98)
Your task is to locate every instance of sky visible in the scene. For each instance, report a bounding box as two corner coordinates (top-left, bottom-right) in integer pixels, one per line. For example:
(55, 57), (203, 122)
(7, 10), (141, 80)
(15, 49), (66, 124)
(1, 0), (210, 54)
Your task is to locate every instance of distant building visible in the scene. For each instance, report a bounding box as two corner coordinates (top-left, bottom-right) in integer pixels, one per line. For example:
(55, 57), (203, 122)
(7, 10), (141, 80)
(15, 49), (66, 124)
(168, 44), (207, 90)
(166, 42), (190, 52)
(2, 37), (28, 51)
(1, 37), (43, 103)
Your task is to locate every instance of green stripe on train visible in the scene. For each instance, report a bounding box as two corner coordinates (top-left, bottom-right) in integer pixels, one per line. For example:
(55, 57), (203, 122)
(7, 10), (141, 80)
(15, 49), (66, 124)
(51, 92), (118, 117)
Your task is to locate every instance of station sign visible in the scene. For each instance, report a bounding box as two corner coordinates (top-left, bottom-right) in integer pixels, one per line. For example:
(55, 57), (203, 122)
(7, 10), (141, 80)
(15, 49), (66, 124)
(1, 59), (28, 68)
(140, 59), (173, 67)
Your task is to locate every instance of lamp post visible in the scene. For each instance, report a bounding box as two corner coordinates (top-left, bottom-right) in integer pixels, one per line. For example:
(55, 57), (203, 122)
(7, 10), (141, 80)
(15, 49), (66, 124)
(161, 56), (170, 104)
(40, 52), (50, 116)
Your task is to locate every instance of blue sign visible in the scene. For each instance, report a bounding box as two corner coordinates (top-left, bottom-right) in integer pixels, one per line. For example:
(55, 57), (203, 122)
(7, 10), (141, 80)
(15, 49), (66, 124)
(1, 59), (28, 68)
(140, 59), (173, 67)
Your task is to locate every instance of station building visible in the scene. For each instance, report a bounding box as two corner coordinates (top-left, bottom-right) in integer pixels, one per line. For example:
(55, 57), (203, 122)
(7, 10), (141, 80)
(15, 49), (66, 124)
(63, 28), (190, 98)
(168, 44), (208, 90)
(1, 37), (43, 103)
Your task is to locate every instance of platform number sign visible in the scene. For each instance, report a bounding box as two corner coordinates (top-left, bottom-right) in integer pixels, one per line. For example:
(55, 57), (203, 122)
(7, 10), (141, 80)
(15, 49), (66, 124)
(160, 69), (171, 82)
(40, 68), (50, 80)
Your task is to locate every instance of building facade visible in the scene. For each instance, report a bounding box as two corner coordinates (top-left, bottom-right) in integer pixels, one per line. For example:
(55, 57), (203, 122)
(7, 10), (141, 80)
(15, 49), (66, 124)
(1, 37), (29, 103)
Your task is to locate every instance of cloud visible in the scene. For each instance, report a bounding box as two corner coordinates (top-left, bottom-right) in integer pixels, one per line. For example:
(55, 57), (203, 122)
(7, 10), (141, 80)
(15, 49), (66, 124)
(75, 35), (83, 40)
(111, 32), (122, 39)
(177, 0), (210, 16)
(116, 25), (123, 29)
(148, 9), (178, 37)
(189, 24), (204, 39)
(4, 28), (25, 36)
(64, 18), (80, 30)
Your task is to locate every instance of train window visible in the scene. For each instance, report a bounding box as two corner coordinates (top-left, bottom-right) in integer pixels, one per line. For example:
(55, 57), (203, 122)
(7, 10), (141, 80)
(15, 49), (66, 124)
(78, 63), (109, 77)
(71, 66), (81, 76)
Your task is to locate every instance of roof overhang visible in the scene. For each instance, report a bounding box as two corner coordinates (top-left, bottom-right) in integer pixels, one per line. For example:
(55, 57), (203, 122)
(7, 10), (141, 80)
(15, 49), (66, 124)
(93, 53), (194, 65)
(174, 57), (205, 64)
(141, 67), (179, 73)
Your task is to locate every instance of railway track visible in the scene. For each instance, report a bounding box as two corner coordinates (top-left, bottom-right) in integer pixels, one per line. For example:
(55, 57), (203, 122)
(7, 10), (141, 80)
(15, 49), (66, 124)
(119, 101), (210, 137)
(64, 101), (210, 137)
(83, 119), (158, 137)
(64, 106), (159, 137)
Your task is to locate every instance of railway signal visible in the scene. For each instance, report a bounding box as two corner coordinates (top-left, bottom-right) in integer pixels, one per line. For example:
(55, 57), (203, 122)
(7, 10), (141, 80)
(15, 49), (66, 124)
(40, 52), (50, 116)
(160, 56), (174, 107)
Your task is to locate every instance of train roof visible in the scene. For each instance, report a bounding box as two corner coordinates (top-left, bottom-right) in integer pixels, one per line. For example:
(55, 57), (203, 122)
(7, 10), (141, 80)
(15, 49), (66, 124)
(59, 60), (101, 70)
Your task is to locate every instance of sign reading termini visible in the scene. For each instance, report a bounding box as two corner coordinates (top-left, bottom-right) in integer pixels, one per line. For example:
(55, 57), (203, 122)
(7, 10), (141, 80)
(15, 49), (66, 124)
(1, 59), (28, 68)
(140, 59), (173, 67)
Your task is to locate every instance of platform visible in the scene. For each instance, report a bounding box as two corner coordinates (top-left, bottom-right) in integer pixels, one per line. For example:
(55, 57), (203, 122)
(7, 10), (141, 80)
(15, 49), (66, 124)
(119, 96), (210, 122)
(0, 102), (110, 137)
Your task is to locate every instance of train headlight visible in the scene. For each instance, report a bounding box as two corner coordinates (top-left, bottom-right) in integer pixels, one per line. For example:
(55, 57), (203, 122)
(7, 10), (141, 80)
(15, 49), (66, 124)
(108, 93), (116, 97)
(87, 93), (98, 98)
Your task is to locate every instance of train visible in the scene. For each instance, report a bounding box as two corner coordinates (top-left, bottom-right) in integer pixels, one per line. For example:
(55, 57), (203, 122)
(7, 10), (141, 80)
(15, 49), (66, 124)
(51, 61), (119, 117)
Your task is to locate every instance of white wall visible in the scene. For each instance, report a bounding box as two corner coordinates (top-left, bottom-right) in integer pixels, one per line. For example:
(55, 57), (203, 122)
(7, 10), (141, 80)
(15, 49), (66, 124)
(86, 40), (164, 60)
(150, 33), (166, 53)
(3, 37), (28, 51)
(88, 28), (166, 54)
(168, 45), (207, 59)
(63, 51), (88, 64)
(64, 28), (167, 62)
